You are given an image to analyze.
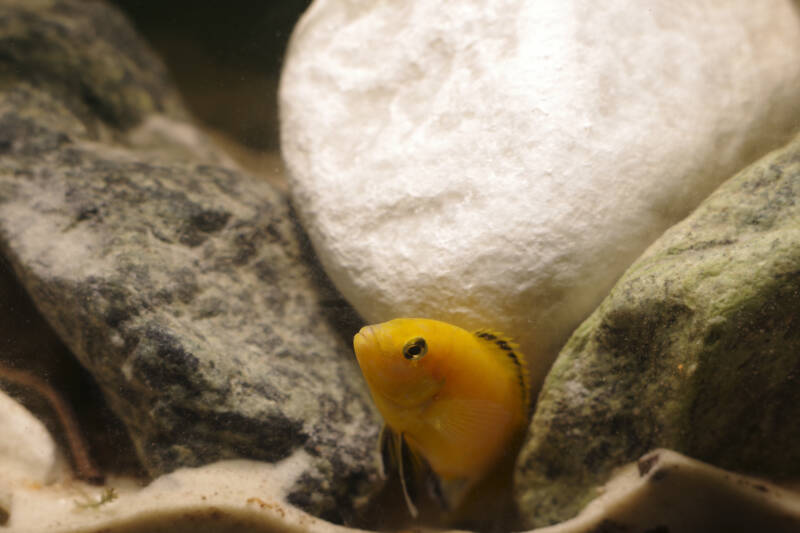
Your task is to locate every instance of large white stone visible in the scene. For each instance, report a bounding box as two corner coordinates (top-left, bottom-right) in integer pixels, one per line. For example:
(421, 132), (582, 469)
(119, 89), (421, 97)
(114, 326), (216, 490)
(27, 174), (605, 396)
(279, 0), (800, 394)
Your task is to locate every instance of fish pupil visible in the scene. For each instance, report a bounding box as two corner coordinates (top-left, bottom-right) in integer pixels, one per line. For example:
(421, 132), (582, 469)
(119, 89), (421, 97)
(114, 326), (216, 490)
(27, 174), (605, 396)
(402, 337), (427, 360)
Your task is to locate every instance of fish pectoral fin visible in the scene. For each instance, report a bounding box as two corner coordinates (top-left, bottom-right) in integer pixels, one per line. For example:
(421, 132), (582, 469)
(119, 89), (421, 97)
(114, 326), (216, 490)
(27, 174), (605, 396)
(434, 396), (514, 446)
(425, 397), (515, 510)
(436, 477), (473, 511)
(425, 470), (449, 511)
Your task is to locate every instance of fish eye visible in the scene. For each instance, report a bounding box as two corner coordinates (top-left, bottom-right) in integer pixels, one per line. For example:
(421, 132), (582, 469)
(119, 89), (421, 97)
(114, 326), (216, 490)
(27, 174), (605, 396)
(402, 337), (427, 360)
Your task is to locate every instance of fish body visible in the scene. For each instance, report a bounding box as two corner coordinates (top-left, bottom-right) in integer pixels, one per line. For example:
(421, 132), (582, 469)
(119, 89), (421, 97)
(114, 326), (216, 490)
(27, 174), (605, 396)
(353, 318), (530, 514)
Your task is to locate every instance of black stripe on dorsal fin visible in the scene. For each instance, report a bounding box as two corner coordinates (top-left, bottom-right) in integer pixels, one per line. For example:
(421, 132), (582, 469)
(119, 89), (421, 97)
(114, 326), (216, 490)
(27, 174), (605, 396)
(473, 329), (530, 415)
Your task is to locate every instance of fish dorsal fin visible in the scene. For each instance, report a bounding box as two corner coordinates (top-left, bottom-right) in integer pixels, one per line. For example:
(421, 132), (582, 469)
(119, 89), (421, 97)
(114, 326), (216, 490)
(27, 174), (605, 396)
(473, 329), (531, 414)
(379, 425), (419, 518)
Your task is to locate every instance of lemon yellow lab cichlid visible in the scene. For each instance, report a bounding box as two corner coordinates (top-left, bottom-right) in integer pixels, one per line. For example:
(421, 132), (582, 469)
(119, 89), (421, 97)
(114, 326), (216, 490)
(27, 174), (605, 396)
(353, 318), (531, 516)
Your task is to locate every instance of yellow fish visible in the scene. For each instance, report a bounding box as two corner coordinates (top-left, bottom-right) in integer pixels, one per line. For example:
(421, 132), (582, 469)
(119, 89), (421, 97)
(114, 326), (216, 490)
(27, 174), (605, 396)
(353, 318), (530, 517)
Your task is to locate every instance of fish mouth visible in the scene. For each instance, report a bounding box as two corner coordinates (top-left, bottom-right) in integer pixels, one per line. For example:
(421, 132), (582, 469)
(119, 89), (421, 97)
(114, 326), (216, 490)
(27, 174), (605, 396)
(353, 325), (377, 362)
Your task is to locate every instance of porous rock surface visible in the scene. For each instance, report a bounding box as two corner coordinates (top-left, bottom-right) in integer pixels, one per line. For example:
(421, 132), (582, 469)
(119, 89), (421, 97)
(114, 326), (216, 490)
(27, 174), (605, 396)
(514, 132), (800, 528)
(0, 0), (381, 522)
(280, 0), (800, 393)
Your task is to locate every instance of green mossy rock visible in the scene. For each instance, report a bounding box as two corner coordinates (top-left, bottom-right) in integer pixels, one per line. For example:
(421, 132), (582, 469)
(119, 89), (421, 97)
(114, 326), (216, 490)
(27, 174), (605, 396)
(515, 132), (800, 528)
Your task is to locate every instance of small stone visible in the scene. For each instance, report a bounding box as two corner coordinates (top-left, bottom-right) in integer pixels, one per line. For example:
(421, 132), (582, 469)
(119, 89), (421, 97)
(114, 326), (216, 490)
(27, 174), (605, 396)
(514, 133), (800, 528)
(279, 0), (800, 395)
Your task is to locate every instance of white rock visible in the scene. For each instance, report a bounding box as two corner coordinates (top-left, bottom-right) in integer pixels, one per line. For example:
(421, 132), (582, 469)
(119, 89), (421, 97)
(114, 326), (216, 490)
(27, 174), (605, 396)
(0, 390), (61, 485)
(279, 0), (800, 393)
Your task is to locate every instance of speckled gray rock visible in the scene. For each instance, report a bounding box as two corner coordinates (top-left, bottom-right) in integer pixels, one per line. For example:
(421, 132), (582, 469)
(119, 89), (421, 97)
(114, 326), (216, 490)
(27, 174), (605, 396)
(514, 132), (800, 528)
(0, 0), (381, 523)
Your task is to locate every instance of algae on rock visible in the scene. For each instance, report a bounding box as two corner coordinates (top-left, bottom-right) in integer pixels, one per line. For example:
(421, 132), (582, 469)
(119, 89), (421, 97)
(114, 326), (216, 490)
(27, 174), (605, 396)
(514, 132), (800, 528)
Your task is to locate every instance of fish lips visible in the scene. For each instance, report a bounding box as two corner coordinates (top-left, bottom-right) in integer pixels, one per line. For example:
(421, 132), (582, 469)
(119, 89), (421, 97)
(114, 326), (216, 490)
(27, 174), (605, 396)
(353, 325), (383, 380)
(353, 325), (377, 365)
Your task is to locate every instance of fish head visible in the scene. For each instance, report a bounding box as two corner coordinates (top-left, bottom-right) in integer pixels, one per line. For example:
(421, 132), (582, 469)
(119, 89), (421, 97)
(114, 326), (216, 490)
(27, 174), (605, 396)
(353, 318), (449, 411)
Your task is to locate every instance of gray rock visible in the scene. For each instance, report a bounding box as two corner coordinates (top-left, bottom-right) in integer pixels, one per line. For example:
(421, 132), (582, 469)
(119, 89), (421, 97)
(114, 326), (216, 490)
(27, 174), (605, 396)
(0, 247), (141, 481)
(514, 132), (800, 528)
(0, 0), (382, 523)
